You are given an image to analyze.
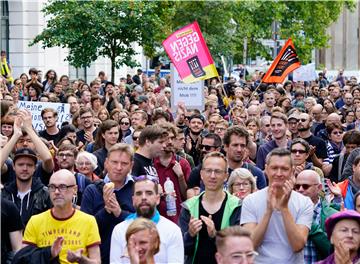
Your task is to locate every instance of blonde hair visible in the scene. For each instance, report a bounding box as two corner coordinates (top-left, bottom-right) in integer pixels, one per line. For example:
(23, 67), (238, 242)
(126, 218), (160, 255)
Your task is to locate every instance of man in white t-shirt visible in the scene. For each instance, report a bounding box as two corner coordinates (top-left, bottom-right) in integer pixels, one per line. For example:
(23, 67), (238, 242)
(241, 148), (313, 264)
(110, 178), (184, 264)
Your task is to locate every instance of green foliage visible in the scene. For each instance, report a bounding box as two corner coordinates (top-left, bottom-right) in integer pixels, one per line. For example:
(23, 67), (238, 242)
(31, 0), (354, 79)
(30, 0), (164, 81)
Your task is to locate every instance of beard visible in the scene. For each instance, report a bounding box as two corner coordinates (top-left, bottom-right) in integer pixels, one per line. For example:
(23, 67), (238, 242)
(297, 126), (310, 132)
(189, 128), (202, 136)
(136, 204), (155, 219)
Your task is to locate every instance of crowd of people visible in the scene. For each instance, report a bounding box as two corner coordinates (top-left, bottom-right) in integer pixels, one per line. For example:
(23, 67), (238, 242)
(2, 53), (360, 264)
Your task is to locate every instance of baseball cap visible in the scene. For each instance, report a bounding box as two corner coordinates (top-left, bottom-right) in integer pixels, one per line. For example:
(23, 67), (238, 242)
(188, 114), (205, 124)
(325, 210), (360, 239)
(288, 113), (300, 121)
(134, 85), (143, 93)
(136, 95), (148, 103)
(13, 148), (37, 164)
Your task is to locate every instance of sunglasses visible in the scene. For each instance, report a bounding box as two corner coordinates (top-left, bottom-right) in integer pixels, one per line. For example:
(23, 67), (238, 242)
(294, 183), (318, 190)
(332, 131), (343, 135)
(133, 175), (159, 184)
(291, 149), (307, 154)
(120, 122), (130, 125)
(299, 119), (308, 123)
(200, 144), (217, 151)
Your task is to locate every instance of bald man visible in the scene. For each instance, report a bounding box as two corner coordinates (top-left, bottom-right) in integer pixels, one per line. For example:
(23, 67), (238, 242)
(310, 104), (323, 134)
(21, 170), (101, 263)
(294, 170), (339, 263)
(315, 113), (342, 141)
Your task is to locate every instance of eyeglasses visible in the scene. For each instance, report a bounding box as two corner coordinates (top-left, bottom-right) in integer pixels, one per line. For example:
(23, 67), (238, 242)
(200, 144), (217, 151)
(120, 122), (130, 125)
(291, 149), (307, 154)
(57, 153), (74, 158)
(202, 168), (226, 176)
(294, 183), (318, 190)
(299, 118), (308, 123)
(229, 251), (259, 263)
(76, 162), (92, 167)
(48, 184), (75, 192)
(15, 82), (21, 85)
(81, 115), (93, 120)
(232, 182), (250, 188)
(215, 127), (226, 131)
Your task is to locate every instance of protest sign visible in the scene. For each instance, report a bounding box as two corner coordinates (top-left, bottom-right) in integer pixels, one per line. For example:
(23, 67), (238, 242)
(171, 64), (204, 112)
(262, 38), (301, 83)
(17, 101), (70, 131)
(163, 21), (218, 84)
(293, 63), (317, 82)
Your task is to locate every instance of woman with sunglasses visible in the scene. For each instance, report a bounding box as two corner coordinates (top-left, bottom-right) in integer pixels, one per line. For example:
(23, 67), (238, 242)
(322, 122), (344, 177)
(290, 138), (324, 178)
(119, 116), (131, 142)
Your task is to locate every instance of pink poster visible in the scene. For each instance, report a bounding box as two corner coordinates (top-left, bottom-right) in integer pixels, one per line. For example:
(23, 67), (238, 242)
(162, 21), (218, 84)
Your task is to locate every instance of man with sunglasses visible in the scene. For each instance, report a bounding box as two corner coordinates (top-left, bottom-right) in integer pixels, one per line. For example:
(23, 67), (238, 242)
(241, 148), (313, 263)
(295, 170), (340, 263)
(21, 169), (101, 264)
(297, 112), (327, 168)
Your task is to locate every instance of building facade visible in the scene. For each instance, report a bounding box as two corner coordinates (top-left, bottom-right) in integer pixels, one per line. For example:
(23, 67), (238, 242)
(316, 1), (360, 71)
(0, 0), (146, 83)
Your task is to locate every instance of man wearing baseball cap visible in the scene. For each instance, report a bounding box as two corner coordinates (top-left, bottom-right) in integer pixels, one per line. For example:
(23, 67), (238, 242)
(1, 148), (52, 226)
(318, 210), (360, 263)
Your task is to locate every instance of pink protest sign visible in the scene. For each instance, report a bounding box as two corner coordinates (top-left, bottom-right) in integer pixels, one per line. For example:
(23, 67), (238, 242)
(162, 21), (218, 84)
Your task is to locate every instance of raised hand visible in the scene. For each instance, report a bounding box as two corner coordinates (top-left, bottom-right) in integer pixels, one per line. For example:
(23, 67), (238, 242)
(51, 236), (64, 259)
(279, 179), (294, 210)
(200, 215), (216, 238)
(326, 178), (342, 197)
(127, 234), (140, 264)
(188, 216), (203, 237)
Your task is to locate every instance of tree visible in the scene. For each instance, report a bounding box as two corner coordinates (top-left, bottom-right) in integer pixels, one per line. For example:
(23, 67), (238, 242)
(160, 1), (355, 65)
(32, 0), (354, 80)
(30, 0), (165, 82)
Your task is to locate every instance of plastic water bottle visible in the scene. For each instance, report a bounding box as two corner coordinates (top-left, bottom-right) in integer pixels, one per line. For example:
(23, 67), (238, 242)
(164, 177), (177, 216)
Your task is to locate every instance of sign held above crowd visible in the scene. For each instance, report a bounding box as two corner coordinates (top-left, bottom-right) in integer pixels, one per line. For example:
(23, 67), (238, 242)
(162, 21), (218, 84)
(262, 38), (301, 83)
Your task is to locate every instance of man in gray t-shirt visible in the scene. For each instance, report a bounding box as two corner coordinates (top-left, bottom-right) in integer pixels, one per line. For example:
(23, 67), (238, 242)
(241, 148), (313, 264)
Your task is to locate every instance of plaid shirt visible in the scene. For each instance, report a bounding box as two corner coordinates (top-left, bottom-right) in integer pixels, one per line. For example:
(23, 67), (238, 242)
(304, 201), (322, 264)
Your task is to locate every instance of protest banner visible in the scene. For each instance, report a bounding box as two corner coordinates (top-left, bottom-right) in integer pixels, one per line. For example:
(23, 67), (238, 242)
(293, 63), (317, 82)
(17, 101), (70, 131)
(162, 21), (218, 84)
(170, 64), (204, 112)
(262, 38), (301, 83)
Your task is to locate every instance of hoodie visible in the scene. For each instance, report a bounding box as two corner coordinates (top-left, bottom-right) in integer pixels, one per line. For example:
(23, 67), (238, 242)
(1, 177), (52, 226)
